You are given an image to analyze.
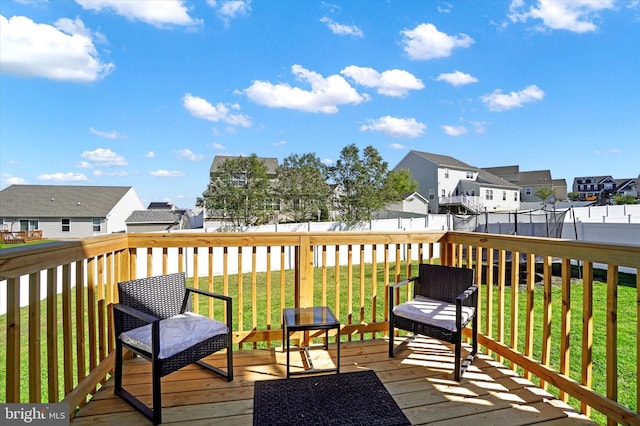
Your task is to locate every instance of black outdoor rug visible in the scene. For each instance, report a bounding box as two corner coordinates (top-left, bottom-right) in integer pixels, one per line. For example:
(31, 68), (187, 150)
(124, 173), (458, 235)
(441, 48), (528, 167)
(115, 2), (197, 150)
(253, 370), (410, 426)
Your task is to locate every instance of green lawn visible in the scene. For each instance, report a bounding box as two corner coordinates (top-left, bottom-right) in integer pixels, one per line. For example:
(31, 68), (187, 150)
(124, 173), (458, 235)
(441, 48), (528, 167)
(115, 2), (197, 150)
(0, 261), (636, 425)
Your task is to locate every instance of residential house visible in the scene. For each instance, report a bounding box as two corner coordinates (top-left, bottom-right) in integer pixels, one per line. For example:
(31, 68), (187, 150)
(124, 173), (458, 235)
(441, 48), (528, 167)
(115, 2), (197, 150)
(614, 178), (638, 199)
(482, 165), (568, 204)
(571, 175), (639, 202)
(0, 185), (144, 239)
(375, 191), (429, 219)
(125, 202), (194, 233)
(202, 155), (280, 222)
(393, 151), (520, 214)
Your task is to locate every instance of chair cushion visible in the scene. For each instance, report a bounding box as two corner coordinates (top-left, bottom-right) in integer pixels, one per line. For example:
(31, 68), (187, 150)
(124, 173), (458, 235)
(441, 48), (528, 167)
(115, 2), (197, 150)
(119, 312), (228, 359)
(393, 295), (475, 332)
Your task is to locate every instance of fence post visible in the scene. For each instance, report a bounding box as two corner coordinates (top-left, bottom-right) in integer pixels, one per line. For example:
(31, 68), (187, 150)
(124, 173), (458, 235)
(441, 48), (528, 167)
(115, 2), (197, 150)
(297, 235), (314, 308)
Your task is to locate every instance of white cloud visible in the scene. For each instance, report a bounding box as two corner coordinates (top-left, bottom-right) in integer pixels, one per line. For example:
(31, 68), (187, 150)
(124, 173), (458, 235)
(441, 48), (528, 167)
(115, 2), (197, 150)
(183, 93), (252, 127)
(81, 148), (128, 166)
(0, 15), (114, 82)
(341, 66), (424, 97)
(481, 85), (544, 111)
(273, 140), (286, 147)
(150, 169), (185, 177)
(3, 175), (26, 185)
(594, 147), (623, 155)
(90, 127), (123, 139)
(360, 116), (426, 138)
(38, 172), (88, 182)
(76, 0), (201, 28)
(211, 142), (225, 150)
(320, 17), (363, 37)
(175, 148), (204, 161)
(390, 143), (406, 150)
(436, 70), (478, 86)
(245, 65), (368, 113)
(93, 170), (127, 177)
(145, 151), (155, 158)
(208, 0), (252, 25)
(76, 161), (93, 169)
(401, 23), (474, 61)
(321, 158), (334, 166)
(508, 0), (615, 33)
(442, 125), (468, 136)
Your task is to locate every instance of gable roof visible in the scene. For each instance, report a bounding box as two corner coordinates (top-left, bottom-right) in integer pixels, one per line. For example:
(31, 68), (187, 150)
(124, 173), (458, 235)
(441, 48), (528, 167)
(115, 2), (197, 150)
(209, 155), (279, 175)
(125, 210), (182, 224)
(410, 151), (518, 189)
(0, 185), (134, 218)
(412, 151), (474, 170)
(518, 170), (552, 186)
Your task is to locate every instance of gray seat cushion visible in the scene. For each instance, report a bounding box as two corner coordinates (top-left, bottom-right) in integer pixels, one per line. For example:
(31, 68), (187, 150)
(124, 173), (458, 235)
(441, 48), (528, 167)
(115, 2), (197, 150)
(120, 311), (228, 359)
(392, 295), (475, 332)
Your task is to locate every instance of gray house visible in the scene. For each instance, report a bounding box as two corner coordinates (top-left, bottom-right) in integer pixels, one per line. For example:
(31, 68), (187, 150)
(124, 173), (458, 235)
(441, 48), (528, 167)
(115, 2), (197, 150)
(0, 185), (144, 239)
(125, 203), (193, 232)
(393, 151), (520, 214)
(483, 165), (568, 203)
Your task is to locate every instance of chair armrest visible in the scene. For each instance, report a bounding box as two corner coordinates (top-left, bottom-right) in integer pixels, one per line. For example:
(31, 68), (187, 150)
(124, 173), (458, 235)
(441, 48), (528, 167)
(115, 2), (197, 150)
(455, 285), (478, 304)
(187, 287), (232, 303)
(390, 276), (418, 290)
(389, 276), (419, 315)
(184, 287), (233, 330)
(113, 303), (159, 326)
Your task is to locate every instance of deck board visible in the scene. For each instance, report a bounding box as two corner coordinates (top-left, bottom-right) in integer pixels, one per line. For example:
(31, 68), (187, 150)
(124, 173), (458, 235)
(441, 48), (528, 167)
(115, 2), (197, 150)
(72, 337), (596, 425)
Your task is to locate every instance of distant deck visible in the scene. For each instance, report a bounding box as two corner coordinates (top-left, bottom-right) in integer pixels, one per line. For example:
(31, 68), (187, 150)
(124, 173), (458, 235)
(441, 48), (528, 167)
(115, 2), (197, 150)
(71, 337), (595, 425)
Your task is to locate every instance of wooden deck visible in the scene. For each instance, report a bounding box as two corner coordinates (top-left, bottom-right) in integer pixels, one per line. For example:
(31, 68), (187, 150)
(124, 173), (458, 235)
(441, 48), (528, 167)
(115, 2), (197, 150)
(72, 337), (596, 425)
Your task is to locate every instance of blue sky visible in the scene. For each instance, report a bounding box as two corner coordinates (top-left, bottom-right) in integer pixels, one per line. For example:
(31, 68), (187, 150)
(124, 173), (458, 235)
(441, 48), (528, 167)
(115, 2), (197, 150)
(1, 0), (638, 208)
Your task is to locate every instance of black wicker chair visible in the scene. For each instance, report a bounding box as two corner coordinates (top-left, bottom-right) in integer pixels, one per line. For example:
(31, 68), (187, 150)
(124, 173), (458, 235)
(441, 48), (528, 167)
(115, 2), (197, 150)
(389, 263), (477, 381)
(113, 272), (233, 425)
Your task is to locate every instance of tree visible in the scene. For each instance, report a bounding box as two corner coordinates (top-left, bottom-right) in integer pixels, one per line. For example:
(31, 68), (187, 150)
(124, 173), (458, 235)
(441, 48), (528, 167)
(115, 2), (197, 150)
(613, 194), (639, 205)
(277, 153), (331, 222)
(329, 144), (417, 223)
(535, 185), (555, 206)
(203, 154), (271, 228)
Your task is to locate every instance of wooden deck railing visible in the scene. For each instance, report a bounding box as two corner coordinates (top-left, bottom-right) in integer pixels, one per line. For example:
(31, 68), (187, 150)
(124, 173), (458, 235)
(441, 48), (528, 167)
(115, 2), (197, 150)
(0, 230), (638, 425)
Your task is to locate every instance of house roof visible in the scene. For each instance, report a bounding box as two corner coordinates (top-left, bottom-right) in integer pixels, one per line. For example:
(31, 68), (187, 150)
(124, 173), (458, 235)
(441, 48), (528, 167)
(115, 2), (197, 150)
(125, 210), (182, 224)
(410, 151), (518, 189)
(518, 170), (552, 186)
(0, 185), (134, 218)
(147, 202), (175, 210)
(209, 155), (279, 175)
(483, 165), (520, 176)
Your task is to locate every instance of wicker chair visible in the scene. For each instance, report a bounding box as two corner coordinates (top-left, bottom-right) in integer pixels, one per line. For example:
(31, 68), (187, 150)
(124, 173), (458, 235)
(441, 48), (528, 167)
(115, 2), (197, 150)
(389, 263), (477, 381)
(113, 272), (233, 425)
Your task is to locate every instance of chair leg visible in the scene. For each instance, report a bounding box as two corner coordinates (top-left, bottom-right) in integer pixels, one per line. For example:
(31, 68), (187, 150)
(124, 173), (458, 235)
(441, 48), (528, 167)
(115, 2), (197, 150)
(226, 341), (233, 381)
(471, 314), (478, 356)
(454, 338), (462, 382)
(152, 361), (162, 425)
(114, 342), (123, 392)
(388, 320), (395, 358)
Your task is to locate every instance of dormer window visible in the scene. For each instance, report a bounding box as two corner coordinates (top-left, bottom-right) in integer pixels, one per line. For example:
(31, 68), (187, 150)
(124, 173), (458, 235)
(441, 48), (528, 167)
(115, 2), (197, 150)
(444, 168), (449, 178)
(466, 171), (474, 179)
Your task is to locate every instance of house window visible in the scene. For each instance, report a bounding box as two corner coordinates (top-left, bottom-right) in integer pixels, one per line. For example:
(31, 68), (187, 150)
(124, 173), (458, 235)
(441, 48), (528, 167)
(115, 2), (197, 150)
(93, 218), (102, 232)
(428, 189), (435, 200)
(502, 191), (507, 201)
(514, 192), (518, 201)
(441, 189), (446, 197)
(525, 187), (532, 195)
(231, 173), (247, 187)
(485, 190), (493, 200)
(20, 220), (38, 231)
(444, 168), (449, 178)
(466, 171), (474, 179)
(62, 218), (70, 232)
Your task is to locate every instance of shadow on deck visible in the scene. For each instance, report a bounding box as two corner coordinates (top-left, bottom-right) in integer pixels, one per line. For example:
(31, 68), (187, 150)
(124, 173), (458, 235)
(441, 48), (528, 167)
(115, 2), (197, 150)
(72, 337), (596, 425)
